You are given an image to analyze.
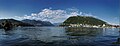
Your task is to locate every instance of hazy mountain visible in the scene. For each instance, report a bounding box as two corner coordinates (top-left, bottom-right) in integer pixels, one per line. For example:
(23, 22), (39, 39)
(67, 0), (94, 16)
(21, 19), (54, 26)
(53, 23), (62, 26)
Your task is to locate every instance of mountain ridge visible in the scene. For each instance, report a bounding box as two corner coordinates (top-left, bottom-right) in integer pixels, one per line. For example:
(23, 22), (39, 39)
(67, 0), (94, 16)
(0, 19), (54, 28)
(0, 19), (34, 27)
(21, 19), (54, 26)
(60, 16), (109, 27)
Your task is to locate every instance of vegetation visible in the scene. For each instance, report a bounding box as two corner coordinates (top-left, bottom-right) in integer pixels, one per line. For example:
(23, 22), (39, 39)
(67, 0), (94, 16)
(22, 19), (54, 26)
(0, 19), (34, 27)
(60, 16), (108, 26)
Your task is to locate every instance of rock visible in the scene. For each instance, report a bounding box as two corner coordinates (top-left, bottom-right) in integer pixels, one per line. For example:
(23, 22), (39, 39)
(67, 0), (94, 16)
(1, 20), (13, 31)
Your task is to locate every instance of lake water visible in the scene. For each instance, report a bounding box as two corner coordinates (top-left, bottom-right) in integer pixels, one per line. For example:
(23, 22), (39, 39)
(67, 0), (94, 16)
(0, 27), (119, 46)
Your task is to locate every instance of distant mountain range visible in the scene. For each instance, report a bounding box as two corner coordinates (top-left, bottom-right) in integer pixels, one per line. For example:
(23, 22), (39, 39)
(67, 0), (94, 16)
(21, 19), (54, 26)
(53, 23), (62, 26)
(0, 15), (115, 28)
(0, 19), (34, 27)
(0, 19), (54, 28)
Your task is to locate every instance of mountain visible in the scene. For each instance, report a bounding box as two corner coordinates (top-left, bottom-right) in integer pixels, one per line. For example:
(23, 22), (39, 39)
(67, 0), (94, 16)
(21, 19), (54, 26)
(0, 19), (34, 27)
(53, 23), (62, 26)
(60, 16), (108, 26)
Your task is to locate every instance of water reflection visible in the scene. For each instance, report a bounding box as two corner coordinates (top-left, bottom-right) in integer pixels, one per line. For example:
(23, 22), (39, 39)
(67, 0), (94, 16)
(65, 27), (103, 36)
(0, 27), (119, 46)
(19, 27), (67, 42)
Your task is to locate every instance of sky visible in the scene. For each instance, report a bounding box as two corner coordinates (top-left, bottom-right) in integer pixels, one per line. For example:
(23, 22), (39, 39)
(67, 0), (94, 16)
(0, 0), (120, 25)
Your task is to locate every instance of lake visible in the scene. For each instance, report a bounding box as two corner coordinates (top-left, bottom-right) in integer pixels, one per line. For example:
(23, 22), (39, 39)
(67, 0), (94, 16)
(0, 27), (119, 46)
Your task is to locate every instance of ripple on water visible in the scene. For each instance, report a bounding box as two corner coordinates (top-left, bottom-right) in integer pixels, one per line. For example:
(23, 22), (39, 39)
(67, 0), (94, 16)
(0, 27), (119, 46)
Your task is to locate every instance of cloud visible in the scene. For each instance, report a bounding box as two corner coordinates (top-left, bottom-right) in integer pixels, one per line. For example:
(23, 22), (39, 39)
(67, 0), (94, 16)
(14, 8), (96, 23)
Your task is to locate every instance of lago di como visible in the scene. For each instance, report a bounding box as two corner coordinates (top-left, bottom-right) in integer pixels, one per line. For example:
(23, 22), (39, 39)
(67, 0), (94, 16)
(0, 0), (120, 46)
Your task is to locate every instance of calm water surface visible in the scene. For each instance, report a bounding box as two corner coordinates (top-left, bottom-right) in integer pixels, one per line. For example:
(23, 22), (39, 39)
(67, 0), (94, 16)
(0, 27), (119, 46)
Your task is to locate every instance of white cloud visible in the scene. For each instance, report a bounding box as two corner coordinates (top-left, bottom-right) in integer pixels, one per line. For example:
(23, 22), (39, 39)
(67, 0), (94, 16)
(14, 8), (97, 23)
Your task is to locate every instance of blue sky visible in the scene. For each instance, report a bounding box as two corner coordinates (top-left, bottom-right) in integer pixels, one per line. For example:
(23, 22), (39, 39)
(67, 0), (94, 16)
(0, 0), (119, 25)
